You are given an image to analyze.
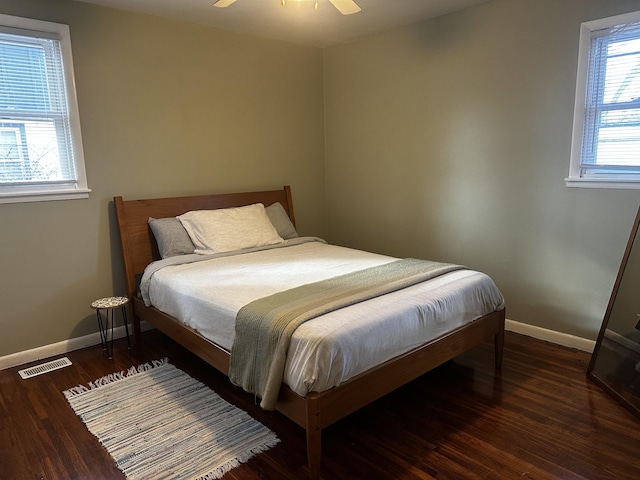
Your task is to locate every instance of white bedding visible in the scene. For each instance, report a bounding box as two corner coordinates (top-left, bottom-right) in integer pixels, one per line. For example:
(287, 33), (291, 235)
(144, 240), (504, 396)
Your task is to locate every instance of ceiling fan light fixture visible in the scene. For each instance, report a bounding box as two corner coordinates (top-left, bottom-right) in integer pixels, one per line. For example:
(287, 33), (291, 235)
(281, 0), (320, 8)
(214, 0), (360, 15)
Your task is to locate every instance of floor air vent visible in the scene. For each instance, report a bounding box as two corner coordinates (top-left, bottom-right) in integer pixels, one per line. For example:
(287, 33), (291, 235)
(18, 357), (72, 379)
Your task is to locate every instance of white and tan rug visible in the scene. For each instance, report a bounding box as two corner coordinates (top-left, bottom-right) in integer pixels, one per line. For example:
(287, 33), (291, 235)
(64, 358), (279, 480)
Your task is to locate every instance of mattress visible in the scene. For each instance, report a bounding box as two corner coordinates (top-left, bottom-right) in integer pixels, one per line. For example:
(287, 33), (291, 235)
(142, 239), (505, 396)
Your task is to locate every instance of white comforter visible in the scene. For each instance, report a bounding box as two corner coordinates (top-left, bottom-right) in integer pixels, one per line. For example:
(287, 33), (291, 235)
(143, 239), (504, 396)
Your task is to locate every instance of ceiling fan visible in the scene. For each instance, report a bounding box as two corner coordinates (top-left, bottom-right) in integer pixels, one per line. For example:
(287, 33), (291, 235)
(213, 0), (361, 15)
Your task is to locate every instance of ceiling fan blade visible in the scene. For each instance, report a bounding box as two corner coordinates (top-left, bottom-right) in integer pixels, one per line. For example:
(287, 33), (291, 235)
(328, 0), (361, 15)
(213, 0), (238, 8)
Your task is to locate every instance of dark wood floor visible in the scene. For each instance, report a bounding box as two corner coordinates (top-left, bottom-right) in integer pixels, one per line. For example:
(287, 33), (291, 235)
(1, 330), (639, 480)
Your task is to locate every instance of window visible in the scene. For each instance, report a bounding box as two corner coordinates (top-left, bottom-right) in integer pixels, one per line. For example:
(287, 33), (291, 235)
(567, 11), (640, 188)
(0, 14), (89, 203)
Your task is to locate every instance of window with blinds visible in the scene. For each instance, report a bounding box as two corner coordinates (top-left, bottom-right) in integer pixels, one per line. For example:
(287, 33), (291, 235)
(568, 11), (640, 188)
(0, 14), (89, 203)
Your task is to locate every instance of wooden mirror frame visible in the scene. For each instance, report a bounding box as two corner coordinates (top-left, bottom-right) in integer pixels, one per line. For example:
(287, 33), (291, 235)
(587, 205), (640, 419)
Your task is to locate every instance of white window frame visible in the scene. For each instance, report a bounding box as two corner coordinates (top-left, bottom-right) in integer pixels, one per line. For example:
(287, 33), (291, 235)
(0, 14), (89, 204)
(0, 126), (26, 163)
(567, 10), (640, 189)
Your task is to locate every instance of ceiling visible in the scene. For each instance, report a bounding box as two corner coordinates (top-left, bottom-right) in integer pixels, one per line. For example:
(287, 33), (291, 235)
(72, 0), (491, 48)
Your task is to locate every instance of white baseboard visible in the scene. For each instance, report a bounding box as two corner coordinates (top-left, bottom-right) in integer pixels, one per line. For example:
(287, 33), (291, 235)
(0, 322), (152, 371)
(506, 319), (595, 352)
(2, 318), (595, 371)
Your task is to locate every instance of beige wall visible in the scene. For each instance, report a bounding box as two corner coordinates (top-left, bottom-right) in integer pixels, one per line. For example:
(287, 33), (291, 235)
(324, 0), (640, 340)
(0, 0), (326, 357)
(4, 0), (640, 359)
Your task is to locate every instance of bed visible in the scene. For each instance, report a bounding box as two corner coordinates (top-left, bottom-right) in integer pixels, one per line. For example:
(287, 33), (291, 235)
(114, 185), (505, 479)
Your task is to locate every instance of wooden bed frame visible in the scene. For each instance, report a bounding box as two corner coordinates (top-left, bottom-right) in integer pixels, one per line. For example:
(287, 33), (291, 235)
(114, 185), (505, 479)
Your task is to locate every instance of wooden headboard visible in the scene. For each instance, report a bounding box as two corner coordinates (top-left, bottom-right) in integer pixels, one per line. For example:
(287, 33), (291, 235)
(114, 185), (295, 301)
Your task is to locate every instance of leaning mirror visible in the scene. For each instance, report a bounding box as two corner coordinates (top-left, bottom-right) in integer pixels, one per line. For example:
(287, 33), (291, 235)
(588, 205), (640, 418)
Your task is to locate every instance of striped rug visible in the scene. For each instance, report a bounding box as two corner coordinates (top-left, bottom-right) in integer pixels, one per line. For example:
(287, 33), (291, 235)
(64, 358), (279, 480)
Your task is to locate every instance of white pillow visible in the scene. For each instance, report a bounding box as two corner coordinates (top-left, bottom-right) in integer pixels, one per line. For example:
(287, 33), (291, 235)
(178, 203), (284, 254)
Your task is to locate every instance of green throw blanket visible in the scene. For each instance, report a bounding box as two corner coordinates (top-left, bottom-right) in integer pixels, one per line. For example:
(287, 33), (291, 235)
(229, 258), (464, 410)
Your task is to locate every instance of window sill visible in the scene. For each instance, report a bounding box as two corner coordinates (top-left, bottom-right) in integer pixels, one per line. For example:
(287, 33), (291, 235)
(0, 187), (91, 204)
(565, 177), (640, 190)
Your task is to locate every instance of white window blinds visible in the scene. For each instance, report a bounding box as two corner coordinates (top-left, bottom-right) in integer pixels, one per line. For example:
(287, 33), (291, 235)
(580, 20), (640, 178)
(0, 14), (88, 203)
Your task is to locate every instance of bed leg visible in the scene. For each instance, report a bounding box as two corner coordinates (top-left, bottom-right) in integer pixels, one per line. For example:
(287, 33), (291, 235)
(133, 321), (142, 345)
(494, 310), (505, 370)
(131, 311), (142, 345)
(306, 394), (321, 480)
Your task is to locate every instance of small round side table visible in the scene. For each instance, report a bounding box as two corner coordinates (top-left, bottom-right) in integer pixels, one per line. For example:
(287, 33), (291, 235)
(91, 296), (131, 359)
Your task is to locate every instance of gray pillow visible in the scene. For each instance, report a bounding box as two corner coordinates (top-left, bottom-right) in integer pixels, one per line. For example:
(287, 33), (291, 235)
(148, 217), (195, 258)
(266, 202), (298, 240)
